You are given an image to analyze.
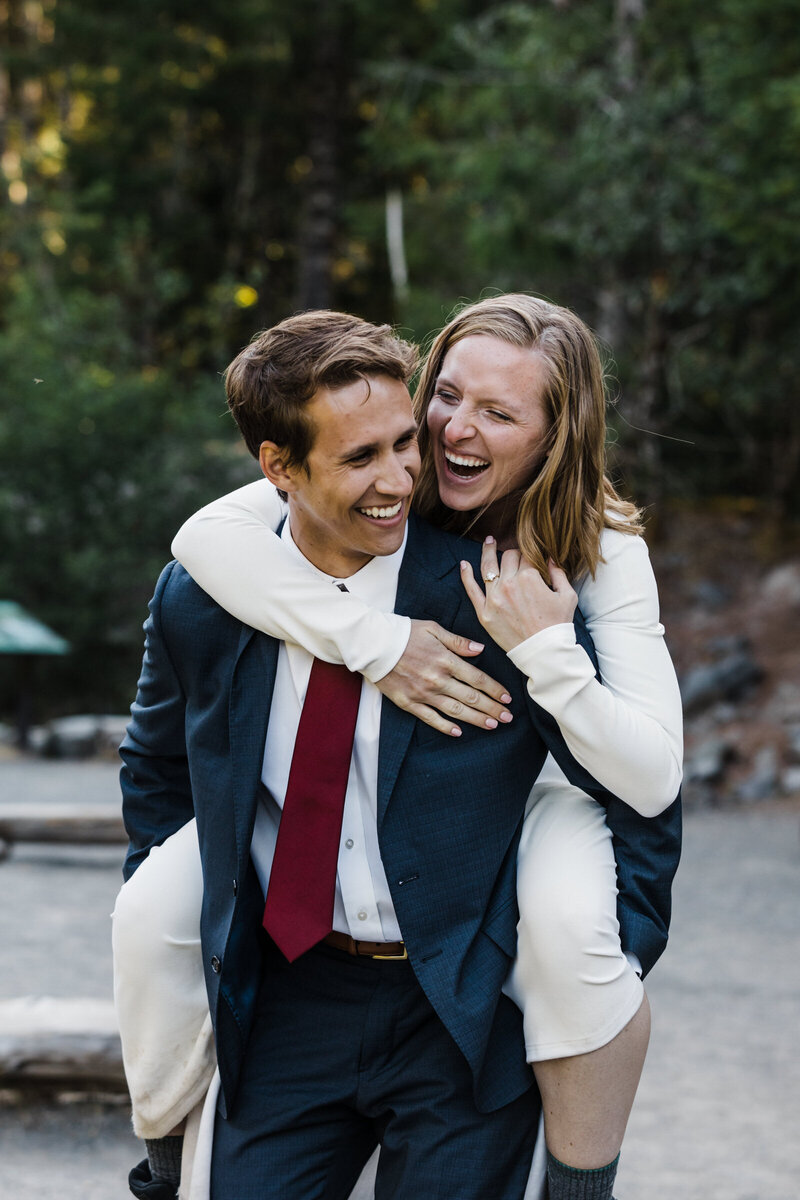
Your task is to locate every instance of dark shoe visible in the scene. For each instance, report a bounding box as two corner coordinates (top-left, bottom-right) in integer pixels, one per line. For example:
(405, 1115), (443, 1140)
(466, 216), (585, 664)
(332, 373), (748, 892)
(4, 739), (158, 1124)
(128, 1159), (179, 1199)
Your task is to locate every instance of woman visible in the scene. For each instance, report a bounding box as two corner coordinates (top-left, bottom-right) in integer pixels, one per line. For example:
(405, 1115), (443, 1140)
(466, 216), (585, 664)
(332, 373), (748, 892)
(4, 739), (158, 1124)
(114, 294), (682, 1200)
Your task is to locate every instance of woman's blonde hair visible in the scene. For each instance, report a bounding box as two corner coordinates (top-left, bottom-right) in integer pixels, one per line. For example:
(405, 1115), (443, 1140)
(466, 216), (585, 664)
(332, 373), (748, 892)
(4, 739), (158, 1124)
(413, 294), (643, 580)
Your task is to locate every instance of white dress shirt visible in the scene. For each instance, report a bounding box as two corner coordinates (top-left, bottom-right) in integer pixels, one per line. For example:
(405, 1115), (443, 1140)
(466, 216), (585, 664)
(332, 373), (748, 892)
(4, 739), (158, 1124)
(250, 521), (405, 942)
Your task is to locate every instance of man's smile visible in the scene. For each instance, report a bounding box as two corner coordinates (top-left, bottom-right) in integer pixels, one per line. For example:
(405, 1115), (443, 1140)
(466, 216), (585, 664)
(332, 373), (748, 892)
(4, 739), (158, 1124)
(356, 500), (405, 522)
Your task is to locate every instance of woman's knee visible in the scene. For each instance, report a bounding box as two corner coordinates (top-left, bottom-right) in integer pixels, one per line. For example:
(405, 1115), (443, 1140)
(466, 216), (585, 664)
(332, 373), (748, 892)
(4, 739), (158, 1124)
(112, 818), (203, 956)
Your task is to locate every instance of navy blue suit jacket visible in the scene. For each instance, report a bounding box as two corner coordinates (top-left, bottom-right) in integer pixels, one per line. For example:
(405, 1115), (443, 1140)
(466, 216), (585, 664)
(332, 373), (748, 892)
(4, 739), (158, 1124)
(120, 513), (681, 1117)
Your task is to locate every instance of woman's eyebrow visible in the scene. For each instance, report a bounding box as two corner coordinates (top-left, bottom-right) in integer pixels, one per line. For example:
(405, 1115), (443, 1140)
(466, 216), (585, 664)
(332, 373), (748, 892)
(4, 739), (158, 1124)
(437, 374), (516, 408)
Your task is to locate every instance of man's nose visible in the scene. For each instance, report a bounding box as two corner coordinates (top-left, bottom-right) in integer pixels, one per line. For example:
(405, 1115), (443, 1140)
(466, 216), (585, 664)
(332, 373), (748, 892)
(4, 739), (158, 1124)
(376, 454), (415, 496)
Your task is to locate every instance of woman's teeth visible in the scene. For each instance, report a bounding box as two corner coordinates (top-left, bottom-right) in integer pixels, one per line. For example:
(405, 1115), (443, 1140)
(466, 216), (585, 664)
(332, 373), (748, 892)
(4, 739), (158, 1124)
(358, 501), (403, 519)
(444, 449), (489, 477)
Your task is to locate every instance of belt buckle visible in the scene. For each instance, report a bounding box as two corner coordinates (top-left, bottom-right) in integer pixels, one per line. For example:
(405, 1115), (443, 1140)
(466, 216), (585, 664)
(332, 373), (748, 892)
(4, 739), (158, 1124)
(372, 945), (408, 961)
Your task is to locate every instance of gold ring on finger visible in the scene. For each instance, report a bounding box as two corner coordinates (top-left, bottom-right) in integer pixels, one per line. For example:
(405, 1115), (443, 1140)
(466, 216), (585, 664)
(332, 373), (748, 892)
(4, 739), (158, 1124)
(483, 571), (499, 583)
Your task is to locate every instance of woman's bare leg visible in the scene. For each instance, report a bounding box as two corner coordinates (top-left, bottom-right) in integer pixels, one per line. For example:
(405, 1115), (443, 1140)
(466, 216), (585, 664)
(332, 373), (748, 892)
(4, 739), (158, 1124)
(533, 992), (651, 1169)
(506, 781), (652, 1197)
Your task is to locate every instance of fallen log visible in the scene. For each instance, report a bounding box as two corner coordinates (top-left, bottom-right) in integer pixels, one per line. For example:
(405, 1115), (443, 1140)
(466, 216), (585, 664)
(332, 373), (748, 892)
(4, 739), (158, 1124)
(0, 996), (125, 1090)
(0, 804), (125, 851)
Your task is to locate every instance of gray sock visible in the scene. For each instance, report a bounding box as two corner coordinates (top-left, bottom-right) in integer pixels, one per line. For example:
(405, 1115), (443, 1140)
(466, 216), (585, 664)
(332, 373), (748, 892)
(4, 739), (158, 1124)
(145, 1136), (183, 1188)
(546, 1151), (619, 1200)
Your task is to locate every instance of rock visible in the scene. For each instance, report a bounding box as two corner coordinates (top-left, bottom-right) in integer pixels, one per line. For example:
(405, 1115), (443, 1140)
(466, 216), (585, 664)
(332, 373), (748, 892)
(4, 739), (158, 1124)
(691, 581), (731, 610)
(41, 714), (129, 759)
(709, 702), (739, 723)
(736, 746), (780, 804)
(708, 634), (749, 657)
(762, 561), (800, 607)
(680, 651), (764, 715)
(94, 715), (130, 754)
(685, 737), (735, 785)
(27, 726), (49, 754)
(42, 716), (99, 759)
(774, 682), (800, 724)
(785, 725), (800, 764)
(781, 766), (800, 796)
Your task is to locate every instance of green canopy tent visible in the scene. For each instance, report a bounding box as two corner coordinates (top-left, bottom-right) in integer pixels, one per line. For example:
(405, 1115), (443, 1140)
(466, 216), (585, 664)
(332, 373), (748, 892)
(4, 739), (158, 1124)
(0, 602), (70, 748)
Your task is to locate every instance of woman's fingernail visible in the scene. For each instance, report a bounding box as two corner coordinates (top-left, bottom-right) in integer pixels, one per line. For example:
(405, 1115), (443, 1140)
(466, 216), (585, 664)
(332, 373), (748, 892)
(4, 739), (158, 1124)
(499, 711), (513, 723)
(450, 726), (462, 737)
(501, 693), (512, 703)
(460, 560), (468, 570)
(468, 641), (484, 652)
(484, 535), (495, 545)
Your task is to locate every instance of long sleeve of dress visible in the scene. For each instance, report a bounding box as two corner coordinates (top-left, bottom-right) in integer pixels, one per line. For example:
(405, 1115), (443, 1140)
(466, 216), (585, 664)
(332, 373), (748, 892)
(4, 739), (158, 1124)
(507, 529), (683, 816)
(171, 480), (411, 683)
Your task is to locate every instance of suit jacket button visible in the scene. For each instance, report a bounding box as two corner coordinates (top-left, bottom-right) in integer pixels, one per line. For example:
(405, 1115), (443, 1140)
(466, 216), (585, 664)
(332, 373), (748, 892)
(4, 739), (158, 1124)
(211, 955), (222, 973)
(232, 879), (238, 896)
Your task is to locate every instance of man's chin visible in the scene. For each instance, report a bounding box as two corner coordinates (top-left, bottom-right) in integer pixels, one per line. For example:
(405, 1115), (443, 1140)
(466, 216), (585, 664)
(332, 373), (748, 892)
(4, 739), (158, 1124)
(359, 522), (408, 558)
(372, 527), (406, 554)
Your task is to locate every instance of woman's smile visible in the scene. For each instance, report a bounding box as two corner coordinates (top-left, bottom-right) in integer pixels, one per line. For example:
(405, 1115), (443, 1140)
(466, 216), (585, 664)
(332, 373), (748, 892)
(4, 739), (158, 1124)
(442, 448), (491, 480)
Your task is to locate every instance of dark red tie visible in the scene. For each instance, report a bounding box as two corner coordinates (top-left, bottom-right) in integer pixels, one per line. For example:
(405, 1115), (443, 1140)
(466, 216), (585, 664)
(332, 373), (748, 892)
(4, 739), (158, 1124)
(262, 657), (363, 962)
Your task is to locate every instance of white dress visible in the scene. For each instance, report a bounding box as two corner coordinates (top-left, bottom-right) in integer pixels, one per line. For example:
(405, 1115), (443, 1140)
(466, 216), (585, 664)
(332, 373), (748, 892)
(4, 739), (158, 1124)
(113, 479), (683, 1199)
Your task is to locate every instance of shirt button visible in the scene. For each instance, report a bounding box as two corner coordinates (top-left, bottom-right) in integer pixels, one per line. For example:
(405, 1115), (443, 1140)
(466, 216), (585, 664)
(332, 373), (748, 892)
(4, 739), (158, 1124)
(345, 839), (354, 849)
(357, 910), (368, 921)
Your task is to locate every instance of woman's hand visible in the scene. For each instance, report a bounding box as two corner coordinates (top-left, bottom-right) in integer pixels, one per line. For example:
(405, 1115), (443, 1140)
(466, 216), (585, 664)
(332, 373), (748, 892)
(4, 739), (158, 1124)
(375, 619), (514, 737)
(460, 537), (578, 652)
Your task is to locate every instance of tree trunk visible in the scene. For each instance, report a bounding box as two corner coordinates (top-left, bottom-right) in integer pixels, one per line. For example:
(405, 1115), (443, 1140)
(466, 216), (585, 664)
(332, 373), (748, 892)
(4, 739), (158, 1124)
(295, 9), (343, 311)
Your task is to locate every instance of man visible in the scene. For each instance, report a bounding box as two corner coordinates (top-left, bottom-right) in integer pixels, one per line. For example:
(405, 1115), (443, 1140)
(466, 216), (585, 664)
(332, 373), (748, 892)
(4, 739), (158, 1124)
(120, 311), (679, 1199)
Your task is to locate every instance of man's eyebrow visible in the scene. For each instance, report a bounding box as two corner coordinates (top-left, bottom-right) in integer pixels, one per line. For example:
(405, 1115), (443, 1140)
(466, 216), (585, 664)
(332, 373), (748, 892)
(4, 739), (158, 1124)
(338, 441), (378, 462)
(338, 424), (418, 462)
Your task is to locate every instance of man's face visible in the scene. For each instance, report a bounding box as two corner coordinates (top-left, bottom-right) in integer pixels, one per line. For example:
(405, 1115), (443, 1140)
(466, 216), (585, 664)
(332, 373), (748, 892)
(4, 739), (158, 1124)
(264, 375), (420, 578)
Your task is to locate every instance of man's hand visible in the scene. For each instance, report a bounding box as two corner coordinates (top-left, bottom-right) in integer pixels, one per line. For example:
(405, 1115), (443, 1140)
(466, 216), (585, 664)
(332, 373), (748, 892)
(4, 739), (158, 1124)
(460, 537), (577, 652)
(375, 619), (514, 737)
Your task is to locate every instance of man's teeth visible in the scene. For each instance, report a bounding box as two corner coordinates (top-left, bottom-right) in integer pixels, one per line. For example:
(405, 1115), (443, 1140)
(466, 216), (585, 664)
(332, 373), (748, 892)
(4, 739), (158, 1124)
(444, 450), (489, 468)
(359, 501), (403, 519)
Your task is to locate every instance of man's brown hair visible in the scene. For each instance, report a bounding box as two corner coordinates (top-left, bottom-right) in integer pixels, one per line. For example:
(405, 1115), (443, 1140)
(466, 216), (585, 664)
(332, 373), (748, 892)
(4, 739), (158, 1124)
(226, 310), (418, 467)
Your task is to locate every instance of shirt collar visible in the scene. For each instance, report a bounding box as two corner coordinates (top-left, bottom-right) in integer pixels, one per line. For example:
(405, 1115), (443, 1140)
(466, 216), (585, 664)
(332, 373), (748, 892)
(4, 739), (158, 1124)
(281, 519), (407, 613)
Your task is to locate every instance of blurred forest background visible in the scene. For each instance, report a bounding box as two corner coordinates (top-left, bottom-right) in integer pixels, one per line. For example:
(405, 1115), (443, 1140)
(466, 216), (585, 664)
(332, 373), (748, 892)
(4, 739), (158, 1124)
(1, 0), (799, 719)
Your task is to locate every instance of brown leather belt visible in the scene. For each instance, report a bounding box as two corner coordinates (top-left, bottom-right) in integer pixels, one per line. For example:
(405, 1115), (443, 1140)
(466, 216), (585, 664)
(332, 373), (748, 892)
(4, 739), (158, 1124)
(324, 930), (408, 960)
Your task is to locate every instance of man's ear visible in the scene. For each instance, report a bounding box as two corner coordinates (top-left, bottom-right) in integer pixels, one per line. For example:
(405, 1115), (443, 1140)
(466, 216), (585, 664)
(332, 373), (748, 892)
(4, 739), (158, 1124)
(259, 441), (297, 492)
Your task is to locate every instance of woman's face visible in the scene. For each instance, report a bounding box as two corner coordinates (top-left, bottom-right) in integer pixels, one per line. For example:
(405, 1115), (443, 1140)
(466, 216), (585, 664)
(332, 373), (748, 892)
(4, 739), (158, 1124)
(426, 334), (551, 516)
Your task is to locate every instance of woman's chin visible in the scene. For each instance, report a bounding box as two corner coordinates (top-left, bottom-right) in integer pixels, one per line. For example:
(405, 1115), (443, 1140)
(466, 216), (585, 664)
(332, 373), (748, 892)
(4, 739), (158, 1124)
(435, 469), (492, 512)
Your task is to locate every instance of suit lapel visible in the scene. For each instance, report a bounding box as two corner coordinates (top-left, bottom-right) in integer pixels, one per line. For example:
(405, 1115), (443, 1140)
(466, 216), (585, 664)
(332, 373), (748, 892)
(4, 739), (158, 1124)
(228, 624), (280, 874)
(377, 517), (464, 827)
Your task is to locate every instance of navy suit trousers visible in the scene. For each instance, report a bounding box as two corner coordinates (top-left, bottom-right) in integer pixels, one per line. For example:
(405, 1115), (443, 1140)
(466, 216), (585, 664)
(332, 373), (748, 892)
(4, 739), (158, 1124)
(211, 935), (538, 1200)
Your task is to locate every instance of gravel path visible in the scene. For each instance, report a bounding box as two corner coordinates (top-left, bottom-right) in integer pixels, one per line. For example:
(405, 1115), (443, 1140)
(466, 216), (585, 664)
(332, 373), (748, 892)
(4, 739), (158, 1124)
(1, 757), (798, 1199)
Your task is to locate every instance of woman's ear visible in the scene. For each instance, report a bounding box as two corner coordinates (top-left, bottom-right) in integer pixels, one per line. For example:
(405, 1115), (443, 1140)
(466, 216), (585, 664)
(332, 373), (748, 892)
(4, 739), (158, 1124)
(259, 441), (297, 492)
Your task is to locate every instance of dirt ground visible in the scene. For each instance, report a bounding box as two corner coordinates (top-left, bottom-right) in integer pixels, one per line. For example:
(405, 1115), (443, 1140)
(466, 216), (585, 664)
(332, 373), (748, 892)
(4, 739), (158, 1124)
(1, 757), (798, 1199)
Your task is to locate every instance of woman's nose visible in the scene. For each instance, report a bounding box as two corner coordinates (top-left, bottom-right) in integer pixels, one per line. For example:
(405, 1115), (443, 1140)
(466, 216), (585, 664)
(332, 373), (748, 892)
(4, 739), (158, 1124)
(445, 406), (475, 442)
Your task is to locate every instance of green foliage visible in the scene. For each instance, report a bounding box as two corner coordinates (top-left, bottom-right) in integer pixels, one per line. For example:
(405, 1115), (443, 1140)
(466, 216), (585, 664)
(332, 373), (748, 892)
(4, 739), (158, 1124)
(0, 0), (797, 716)
(0, 280), (253, 713)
